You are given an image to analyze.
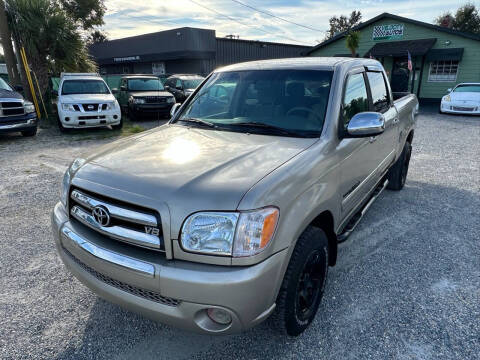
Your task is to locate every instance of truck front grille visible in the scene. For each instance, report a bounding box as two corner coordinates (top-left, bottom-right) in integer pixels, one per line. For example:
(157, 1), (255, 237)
(63, 247), (180, 306)
(0, 101), (24, 117)
(69, 187), (165, 252)
(144, 96), (167, 104)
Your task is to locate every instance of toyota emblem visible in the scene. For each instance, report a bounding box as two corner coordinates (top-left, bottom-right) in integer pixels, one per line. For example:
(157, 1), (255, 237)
(88, 105), (94, 110)
(92, 206), (110, 227)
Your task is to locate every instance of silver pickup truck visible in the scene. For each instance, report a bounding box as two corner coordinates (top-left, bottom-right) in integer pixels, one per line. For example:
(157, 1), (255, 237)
(51, 58), (418, 336)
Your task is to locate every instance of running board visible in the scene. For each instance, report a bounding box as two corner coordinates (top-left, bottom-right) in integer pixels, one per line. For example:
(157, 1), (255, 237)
(337, 179), (389, 243)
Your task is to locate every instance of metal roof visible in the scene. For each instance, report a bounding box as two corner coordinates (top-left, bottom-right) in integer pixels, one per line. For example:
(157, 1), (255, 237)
(215, 57), (375, 72)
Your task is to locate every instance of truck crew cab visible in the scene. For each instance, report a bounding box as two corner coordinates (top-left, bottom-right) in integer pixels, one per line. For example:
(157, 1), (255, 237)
(52, 58), (418, 336)
(0, 77), (37, 137)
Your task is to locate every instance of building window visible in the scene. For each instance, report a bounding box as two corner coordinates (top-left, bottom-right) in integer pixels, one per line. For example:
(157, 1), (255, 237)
(428, 60), (459, 82)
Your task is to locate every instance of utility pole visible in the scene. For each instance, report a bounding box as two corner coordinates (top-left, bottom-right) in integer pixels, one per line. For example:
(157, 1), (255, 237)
(0, 0), (21, 85)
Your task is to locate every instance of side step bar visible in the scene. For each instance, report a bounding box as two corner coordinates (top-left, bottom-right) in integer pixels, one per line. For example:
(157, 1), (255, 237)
(337, 178), (389, 243)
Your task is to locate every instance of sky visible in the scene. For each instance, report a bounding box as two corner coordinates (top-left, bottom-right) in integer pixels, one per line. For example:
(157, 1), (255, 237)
(102, 0), (479, 45)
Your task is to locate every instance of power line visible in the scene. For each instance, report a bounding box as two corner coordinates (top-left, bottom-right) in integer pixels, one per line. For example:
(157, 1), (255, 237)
(229, 0), (324, 33)
(188, 0), (311, 46)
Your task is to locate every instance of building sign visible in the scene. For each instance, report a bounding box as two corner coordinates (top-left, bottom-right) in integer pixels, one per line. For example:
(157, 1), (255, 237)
(152, 62), (166, 75)
(372, 24), (404, 41)
(113, 55), (140, 62)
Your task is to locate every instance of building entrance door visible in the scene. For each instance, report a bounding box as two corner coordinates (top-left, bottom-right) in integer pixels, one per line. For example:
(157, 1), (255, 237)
(391, 56), (410, 92)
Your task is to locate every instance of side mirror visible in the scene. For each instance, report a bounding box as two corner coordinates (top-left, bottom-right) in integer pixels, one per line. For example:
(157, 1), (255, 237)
(176, 85), (183, 90)
(346, 112), (385, 138)
(170, 103), (182, 118)
(14, 85), (23, 92)
(120, 85), (126, 91)
(111, 88), (118, 94)
(447, 88), (452, 93)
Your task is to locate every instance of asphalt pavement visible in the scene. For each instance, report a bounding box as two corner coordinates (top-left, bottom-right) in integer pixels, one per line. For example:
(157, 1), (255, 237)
(0, 110), (479, 360)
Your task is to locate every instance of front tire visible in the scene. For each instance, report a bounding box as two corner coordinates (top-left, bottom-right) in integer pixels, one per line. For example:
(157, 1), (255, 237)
(21, 127), (37, 137)
(387, 141), (412, 190)
(111, 118), (123, 130)
(271, 226), (329, 336)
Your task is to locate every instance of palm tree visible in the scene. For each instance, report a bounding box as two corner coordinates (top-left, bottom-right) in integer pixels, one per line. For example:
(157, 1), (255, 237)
(6, 0), (96, 97)
(345, 31), (360, 57)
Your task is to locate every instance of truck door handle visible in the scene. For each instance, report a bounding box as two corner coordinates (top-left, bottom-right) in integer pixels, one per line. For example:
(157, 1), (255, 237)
(393, 117), (399, 124)
(369, 136), (377, 143)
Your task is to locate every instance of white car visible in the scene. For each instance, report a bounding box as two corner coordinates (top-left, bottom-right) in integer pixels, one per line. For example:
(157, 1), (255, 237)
(440, 83), (480, 115)
(57, 73), (122, 132)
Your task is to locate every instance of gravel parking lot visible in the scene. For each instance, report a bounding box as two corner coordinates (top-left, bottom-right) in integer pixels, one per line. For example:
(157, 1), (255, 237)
(0, 110), (479, 360)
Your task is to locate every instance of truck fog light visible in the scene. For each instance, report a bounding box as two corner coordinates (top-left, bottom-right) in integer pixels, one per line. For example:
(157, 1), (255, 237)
(113, 115), (118, 119)
(207, 308), (232, 325)
(65, 117), (70, 121)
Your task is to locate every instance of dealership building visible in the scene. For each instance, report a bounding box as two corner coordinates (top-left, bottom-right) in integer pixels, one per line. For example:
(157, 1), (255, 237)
(89, 27), (311, 76)
(306, 13), (480, 101)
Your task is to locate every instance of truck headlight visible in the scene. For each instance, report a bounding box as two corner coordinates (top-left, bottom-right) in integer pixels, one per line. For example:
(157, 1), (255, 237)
(167, 97), (175, 103)
(24, 101), (35, 114)
(61, 103), (75, 111)
(60, 158), (86, 207)
(180, 207), (279, 257)
(133, 98), (145, 104)
(443, 95), (451, 102)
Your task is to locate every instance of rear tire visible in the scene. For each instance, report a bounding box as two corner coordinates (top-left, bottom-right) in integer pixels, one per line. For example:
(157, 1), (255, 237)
(128, 108), (138, 121)
(270, 226), (329, 336)
(21, 127), (37, 137)
(387, 141), (412, 191)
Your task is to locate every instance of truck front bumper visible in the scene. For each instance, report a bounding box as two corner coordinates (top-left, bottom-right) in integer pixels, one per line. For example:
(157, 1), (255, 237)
(51, 202), (285, 334)
(58, 109), (121, 128)
(0, 113), (37, 134)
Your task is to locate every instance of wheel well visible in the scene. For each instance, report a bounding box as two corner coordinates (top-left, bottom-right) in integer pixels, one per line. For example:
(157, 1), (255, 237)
(406, 130), (414, 144)
(310, 211), (337, 266)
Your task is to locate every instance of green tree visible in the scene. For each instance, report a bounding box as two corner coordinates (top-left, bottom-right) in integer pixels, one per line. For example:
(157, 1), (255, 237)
(6, 0), (98, 96)
(87, 29), (108, 46)
(435, 3), (480, 35)
(60, 0), (105, 30)
(325, 11), (362, 40)
(345, 31), (360, 57)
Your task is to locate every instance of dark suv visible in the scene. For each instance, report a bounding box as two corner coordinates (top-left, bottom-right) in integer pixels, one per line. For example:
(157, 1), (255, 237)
(113, 75), (176, 120)
(164, 74), (204, 103)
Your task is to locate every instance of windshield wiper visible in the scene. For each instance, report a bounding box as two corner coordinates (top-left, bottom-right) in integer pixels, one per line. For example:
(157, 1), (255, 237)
(232, 122), (305, 137)
(179, 117), (217, 128)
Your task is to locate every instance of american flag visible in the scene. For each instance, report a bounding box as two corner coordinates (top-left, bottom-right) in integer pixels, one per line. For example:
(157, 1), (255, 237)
(407, 51), (413, 71)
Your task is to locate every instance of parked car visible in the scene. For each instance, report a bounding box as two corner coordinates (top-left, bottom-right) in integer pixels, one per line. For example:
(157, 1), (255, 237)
(0, 78), (37, 137)
(440, 83), (480, 115)
(113, 75), (175, 120)
(52, 58), (417, 336)
(56, 73), (122, 132)
(164, 74), (204, 103)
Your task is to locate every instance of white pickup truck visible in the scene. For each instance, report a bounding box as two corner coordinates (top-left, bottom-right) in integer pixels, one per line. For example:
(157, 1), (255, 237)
(56, 73), (122, 132)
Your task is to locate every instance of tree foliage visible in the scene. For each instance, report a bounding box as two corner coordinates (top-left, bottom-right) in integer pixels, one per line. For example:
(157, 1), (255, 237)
(345, 31), (360, 57)
(6, 0), (99, 95)
(435, 3), (480, 35)
(325, 11), (362, 40)
(60, 0), (105, 30)
(87, 29), (108, 45)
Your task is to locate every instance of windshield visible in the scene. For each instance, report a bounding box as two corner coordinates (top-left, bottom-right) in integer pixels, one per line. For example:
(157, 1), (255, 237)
(0, 78), (13, 91)
(175, 70), (333, 138)
(61, 80), (110, 95)
(183, 78), (203, 89)
(128, 78), (165, 91)
(453, 84), (480, 93)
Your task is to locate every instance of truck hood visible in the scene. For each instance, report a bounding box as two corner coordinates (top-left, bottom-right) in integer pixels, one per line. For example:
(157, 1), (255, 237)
(60, 94), (116, 103)
(0, 88), (23, 100)
(450, 92), (480, 103)
(74, 125), (315, 229)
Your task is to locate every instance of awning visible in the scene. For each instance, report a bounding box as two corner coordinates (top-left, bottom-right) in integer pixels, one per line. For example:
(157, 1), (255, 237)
(426, 48), (464, 61)
(365, 38), (437, 57)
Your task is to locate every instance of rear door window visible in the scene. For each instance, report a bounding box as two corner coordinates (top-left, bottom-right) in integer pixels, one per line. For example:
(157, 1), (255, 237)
(342, 73), (369, 128)
(367, 72), (390, 113)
